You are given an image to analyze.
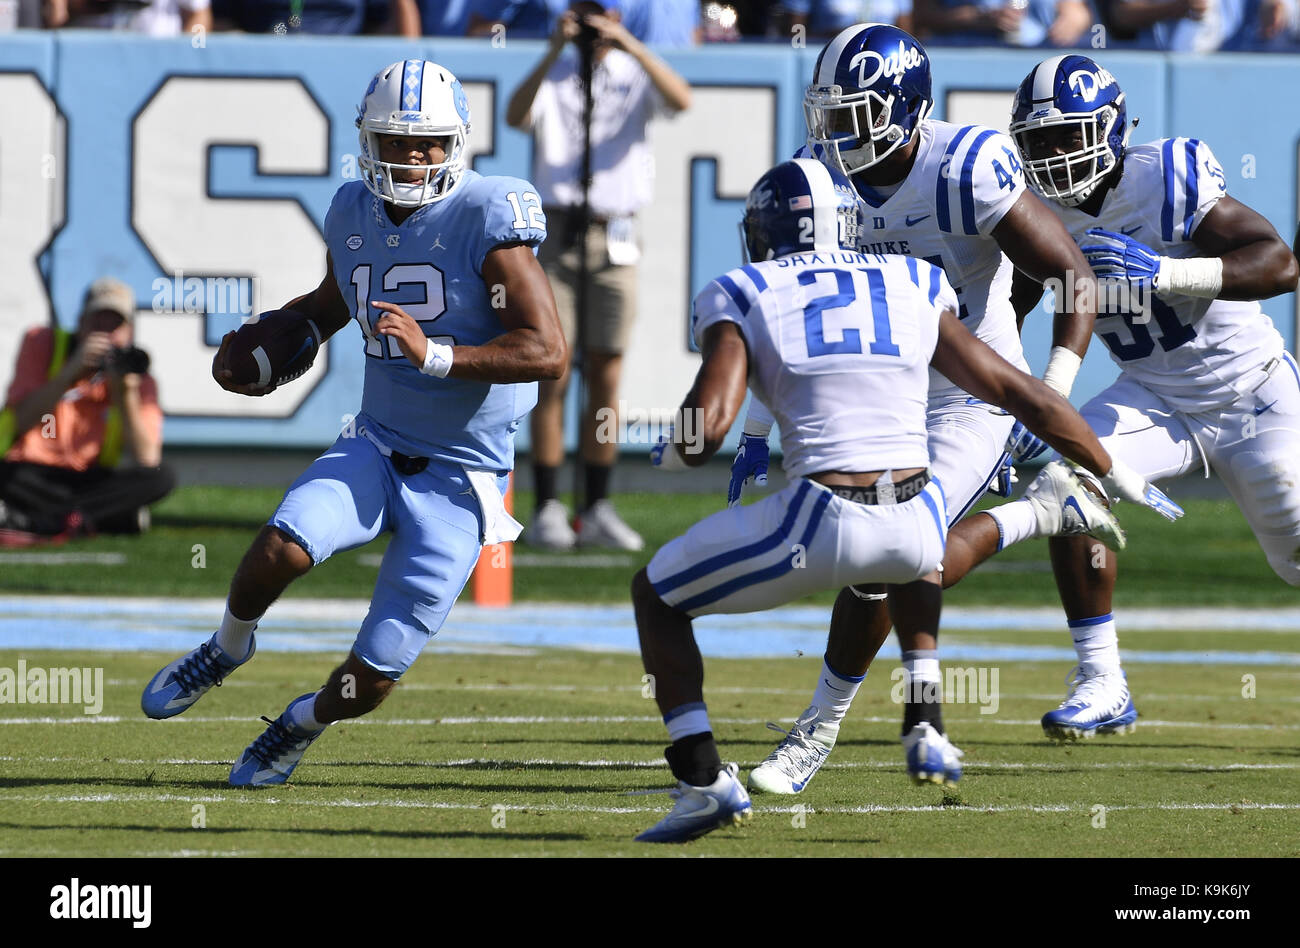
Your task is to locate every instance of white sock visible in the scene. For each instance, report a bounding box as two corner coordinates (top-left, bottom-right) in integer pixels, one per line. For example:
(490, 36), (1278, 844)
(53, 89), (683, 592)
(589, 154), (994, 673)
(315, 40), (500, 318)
(901, 651), (941, 698)
(809, 658), (865, 726)
(286, 691), (327, 733)
(1069, 614), (1121, 676)
(664, 702), (711, 741)
(987, 503), (1039, 550)
(215, 601), (260, 658)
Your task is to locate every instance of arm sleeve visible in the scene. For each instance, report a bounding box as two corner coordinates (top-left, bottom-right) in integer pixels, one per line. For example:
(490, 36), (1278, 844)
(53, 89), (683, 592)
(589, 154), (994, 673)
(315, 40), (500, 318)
(940, 129), (1026, 236)
(691, 277), (753, 351)
(476, 177), (548, 269)
(1159, 137), (1228, 243)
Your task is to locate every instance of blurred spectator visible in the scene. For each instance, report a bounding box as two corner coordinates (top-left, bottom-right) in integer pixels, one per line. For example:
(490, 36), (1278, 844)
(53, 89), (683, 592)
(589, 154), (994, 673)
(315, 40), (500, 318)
(778, 0), (912, 38)
(212, 0), (418, 35)
(620, 0), (701, 46)
(506, 0), (690, 551)
(467, 0), (568, 37)
(1100, 0), (1246, 50)
(43, 0), (212, 34)
(0, 278), (174, 541)
(914, 0), (1092, 46)
(420, 0), (471, 33)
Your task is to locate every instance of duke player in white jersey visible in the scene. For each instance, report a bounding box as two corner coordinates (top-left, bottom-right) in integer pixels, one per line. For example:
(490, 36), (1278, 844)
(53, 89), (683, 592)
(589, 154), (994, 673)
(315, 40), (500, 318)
(969, 55), (1299, 738)
(734, 24), (1124, 796)
(632, 159), (1168, 843)
(139, 61), (566, 785)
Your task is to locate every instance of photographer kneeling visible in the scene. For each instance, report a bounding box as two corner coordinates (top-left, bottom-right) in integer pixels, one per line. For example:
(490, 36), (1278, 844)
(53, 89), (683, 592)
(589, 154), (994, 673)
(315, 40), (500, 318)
(0, 277), (174, 540)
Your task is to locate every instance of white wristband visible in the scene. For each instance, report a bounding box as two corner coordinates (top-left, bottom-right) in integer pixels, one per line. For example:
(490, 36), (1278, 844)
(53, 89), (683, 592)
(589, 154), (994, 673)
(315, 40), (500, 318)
(420, 338), (454, 378)
(1155, 255), (1223, 299)
(1042, 346), (1082, 398)
(743, 396), (775, 438)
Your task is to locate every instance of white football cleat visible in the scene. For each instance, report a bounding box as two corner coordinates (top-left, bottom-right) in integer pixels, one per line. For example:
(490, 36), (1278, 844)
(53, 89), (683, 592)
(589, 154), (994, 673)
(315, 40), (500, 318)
(747, 708), (838, 794)
(902, 722), (964, 787)
(522, 499), (576, 551)
(1024, 460), (1126, 551)
(635, 762), (752, 843)
(1041, 667), (1138, 741)
(576, 499), (644, 551)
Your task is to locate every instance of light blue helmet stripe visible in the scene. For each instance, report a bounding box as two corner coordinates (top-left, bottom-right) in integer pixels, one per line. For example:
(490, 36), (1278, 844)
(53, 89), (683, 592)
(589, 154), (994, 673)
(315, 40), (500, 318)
(401, 59), (423, 112)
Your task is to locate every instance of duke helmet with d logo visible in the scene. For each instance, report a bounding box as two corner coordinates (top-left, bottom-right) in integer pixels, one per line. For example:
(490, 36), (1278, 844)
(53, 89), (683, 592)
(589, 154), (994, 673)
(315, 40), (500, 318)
(804, 24), (933, 177)
(357, 59), (473, 207)
(742, 158), (861, 262)
(1009, 54), (1131, 208)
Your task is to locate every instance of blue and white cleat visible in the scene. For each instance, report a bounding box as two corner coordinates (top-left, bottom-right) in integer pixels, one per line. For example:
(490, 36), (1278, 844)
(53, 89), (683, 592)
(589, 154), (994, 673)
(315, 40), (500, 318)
(903, 722), (964, 787)
(141, 633), (255, 720)
(1042, 668), (1138, 741)
(635, 762), (753, 843)
(1024, 460), (1126, 552)
(229, 694), (325, 786)
(747, 708), (838, 794)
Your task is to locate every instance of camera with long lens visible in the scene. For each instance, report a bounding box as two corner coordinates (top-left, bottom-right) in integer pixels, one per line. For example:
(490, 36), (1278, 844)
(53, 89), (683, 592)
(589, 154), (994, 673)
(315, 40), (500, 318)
(105, 345), (151, 375)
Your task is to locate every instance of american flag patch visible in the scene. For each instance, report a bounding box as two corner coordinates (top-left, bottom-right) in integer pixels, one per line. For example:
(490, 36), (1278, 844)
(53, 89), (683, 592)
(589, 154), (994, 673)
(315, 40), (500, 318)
(788, 195), (812, 210)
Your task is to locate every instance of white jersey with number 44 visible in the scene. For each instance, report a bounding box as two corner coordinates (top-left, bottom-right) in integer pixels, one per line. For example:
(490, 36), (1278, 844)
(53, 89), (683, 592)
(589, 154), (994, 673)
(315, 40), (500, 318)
(1052, 137), (1283, 412)
(692, 250), (959, 479)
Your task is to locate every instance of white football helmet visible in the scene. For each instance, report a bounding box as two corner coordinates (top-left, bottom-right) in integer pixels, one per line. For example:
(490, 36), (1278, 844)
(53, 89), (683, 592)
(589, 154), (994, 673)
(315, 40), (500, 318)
(356, 60), (471, 207)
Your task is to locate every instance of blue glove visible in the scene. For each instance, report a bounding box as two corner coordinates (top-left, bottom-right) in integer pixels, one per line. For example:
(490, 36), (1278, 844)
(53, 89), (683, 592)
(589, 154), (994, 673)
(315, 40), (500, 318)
(1079, 227), (1162, 289)
(1005, 420), (1051, 464)
(727, 434), (770, 507)
(987, 454), (1016, 498)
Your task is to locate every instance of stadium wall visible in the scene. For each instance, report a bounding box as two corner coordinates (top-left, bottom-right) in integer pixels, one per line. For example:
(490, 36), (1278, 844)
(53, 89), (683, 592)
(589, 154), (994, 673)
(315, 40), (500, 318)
(1, 34), (1297, 452)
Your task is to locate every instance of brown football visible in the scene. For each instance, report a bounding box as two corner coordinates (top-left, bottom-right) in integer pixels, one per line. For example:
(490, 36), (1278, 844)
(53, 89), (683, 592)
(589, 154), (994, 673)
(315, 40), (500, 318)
(221, 310), (322, 390)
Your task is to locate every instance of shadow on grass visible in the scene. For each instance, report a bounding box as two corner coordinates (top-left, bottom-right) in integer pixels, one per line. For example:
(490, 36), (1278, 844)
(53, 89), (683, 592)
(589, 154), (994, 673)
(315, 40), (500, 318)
(0, 822), (585, 842)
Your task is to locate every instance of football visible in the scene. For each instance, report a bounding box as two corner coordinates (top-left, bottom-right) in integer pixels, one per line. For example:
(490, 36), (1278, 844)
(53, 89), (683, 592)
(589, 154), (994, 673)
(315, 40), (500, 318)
(220, 309), (322, 390)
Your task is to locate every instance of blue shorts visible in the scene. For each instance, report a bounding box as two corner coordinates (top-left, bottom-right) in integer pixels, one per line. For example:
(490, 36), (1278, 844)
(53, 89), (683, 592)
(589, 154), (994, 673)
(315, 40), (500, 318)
(269, 433), (493, 678)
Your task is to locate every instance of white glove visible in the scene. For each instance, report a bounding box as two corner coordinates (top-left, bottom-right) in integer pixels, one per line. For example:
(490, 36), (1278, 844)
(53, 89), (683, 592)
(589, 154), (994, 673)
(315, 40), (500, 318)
(1100, 458), (1184, 521)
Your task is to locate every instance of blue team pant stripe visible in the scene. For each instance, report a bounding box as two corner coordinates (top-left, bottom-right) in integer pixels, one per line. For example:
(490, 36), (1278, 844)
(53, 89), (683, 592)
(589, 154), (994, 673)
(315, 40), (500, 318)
(654, 481), (813, 595)
(716, 273), (755, 317)
(952, 450), (1010, 523)
(676, 487), (832, 613)
(1161, 138), (1177, 242)
(740, 264), (769, 294)
(959, 129), (998, 236)
(935, 126), (975, 233)
(1182, 139), (1200, 239)
(1283, 352), (1300, 390)
(933, 474), (947, 520)
(920, 487), (945, 546)
(1067, 613), (1114, 629)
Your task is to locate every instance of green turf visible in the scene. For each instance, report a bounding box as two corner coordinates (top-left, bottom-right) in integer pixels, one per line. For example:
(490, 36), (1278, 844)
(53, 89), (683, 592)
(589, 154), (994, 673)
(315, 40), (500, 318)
(0, 486), (1289, 606)
(1, 639), (1297, 857)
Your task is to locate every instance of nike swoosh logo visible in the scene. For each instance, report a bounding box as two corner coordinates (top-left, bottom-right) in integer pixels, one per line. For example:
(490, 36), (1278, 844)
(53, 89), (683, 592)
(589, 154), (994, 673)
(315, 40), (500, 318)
(1255, 400), (1277, 416)
(695, 796), (719, 819)
(1121, 225), (1141, 236)
(1064, 496), (1085, 524)
(823, 678), (846, 693)
(906, 214), (930, 226)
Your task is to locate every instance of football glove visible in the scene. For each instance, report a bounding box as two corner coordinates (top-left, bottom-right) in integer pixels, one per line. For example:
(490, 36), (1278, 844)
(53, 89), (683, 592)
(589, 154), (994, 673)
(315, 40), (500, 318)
(1100, 458), (1184, 522)
(727, 434), (769, 507)
(1005, 419), (1051, 464)
(987, 454), (1017, 498)
(1079, 227), (1162, 289)
(650, 426), (689, 472)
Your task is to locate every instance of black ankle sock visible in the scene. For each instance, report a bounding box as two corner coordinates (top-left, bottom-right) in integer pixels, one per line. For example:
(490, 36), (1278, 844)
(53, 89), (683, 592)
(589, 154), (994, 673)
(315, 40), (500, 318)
(902, 699), (944, 736)
(533, 464), (558, 506)
(584, 463), (611, 510)
(664, 732), (722, 787)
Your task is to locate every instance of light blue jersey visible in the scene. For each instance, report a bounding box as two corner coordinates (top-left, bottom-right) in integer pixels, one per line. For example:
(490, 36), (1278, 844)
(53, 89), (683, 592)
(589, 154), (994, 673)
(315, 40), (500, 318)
(323, 171), (546, 470)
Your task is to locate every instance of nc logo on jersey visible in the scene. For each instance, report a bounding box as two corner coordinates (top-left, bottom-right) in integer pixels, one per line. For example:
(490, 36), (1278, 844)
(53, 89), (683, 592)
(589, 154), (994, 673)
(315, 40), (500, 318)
(346, 234), (363, 251)
(386, 235), (401, 247)
(1068, 67), (1116, 103)
(850, 41), (923, 89)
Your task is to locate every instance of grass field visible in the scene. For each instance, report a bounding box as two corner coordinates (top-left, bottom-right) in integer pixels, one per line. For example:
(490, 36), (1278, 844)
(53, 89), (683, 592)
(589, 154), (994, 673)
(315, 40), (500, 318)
(0, 485), (1291, 607)
(1, 642), (1297, 857)
(2, 484), (1297, 858)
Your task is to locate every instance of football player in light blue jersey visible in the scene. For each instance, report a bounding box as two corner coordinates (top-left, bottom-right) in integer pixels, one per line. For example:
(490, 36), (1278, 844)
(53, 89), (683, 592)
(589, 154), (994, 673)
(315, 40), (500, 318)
(140, 60), (566, 787)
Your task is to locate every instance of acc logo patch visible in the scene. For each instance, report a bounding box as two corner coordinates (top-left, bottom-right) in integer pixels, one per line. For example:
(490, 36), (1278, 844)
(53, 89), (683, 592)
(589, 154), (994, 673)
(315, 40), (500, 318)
(346, 234), (364, 251)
